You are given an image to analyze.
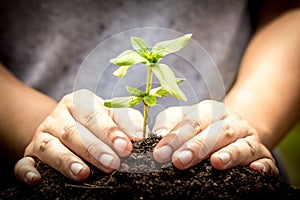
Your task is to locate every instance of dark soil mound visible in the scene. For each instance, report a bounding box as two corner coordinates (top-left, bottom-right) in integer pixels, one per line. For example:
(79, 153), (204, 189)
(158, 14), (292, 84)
(1, 135), (300, 199)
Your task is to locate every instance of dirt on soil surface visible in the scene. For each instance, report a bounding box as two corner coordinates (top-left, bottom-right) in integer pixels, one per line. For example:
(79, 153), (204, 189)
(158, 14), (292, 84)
(1, 135), (300, 200)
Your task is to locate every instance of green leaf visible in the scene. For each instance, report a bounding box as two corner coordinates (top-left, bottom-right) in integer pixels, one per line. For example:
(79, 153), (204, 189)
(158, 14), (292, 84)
(126, 86), (145, 96)
(151, 34), (192, 57)
(150, 86), (169, 98)
(143, 52), (162, 64)
(143, 95), (157, 106)
(110, 50), (148, 66)
(113, 66), (130, 77)
(152, 64), (187, 101)
(150, 78), (185, 98)
(176, 78), (185, 84)
(129, 96), (143, 106)
(104, 96), (143, 108)
(131, 37), (149, 55)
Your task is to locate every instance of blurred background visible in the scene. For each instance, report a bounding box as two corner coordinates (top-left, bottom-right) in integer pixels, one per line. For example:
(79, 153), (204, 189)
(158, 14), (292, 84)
(279, 122), (300, 188)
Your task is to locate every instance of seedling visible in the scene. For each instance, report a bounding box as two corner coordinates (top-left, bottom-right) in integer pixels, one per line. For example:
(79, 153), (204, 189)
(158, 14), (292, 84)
(104, 34), (192, 139)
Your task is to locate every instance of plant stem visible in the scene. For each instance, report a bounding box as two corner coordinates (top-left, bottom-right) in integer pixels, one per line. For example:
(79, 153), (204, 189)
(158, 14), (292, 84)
(142, 65), (153, 139)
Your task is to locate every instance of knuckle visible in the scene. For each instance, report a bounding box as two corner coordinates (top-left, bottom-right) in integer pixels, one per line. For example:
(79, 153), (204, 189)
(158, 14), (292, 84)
(166, 133), (184, 149)
(240, 118), (249, 127)
(37, 115), (55, 133)
(33, 135), (57, 155)
(184, 119), (202, 133)
(222, 119), (237, 140)
(61, 92), (73, 105)
(233, 144), (243, 157)
(101, 126), (120, 142)
(38, 138), (53, 152)
(55, 152), (71, 169)
(193, 138), (208, 153)
(197, 100), (227, 120)
(85, 142), (102, 160)
(247, 126), (258, 138)
(241, 119), (255, 134)
(244, 139), (257, 157)
(83, 110), (100, 127)
(61, 123), (78, 142)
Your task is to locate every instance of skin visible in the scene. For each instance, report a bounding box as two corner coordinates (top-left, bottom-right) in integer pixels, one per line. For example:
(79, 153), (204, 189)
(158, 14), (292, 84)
(0, 65), (56, 160)
(3, 7), (300, 185)
(153, 8), (300, 175)
(13, 88), (146, 185)
(1, 65), (145, 185)
(0, 65), (55, 184)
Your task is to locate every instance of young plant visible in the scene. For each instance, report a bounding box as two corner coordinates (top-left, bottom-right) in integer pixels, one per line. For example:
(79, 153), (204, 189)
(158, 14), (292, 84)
(104, 34), (192, 139)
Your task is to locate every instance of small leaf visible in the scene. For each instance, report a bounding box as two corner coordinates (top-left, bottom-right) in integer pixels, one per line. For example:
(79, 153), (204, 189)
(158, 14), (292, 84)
(126, 86), (145, 96)
(151, 34), (192, 57)
(143, 52), (162, 64)
(176, 78), (185, 84)
(129, 96), (143, 106)
(150, 78), (184, 98)
(113, 66), (130, 77)
(110, 50), (148, 66)
(152, 64), (187, 101)
(143, 95), (157, 106)
(131, 37), (149, 55)
(104, 96), (143, 108)
(150, 86), (169, 98)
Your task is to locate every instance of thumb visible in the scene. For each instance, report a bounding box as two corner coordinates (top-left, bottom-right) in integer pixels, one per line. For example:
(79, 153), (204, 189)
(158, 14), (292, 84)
(14, 156), (41, 185)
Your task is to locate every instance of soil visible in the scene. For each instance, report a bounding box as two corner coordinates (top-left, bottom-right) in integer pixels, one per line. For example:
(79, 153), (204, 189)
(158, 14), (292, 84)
(1, 135), (300, 200)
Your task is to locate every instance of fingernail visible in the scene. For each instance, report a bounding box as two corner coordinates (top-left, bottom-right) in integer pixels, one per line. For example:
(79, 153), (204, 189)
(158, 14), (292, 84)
(156, 145), (173, 162)
(25, 171), (36, 183)
(217, 152), (230, 165)
(154, 129), (169, 136)
(113, 138), (129, 156)
(70, 163), (84, 176)
(178, 150), (193, 166)
(99, 154), (118, 169)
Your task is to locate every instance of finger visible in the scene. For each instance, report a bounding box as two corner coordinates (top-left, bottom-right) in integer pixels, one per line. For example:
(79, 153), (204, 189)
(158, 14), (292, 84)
(14, 157), (41, 185)
(153, 100), (228, 136)
(250, 158), (279, 176)
(210, 136), (275, 173)
(152, 106), (187, 136)
(171, 116), (251, 169)
(153, 120), (202, 163)
(25, 132), (93, 181)
(73, 122), (121, 171)
(153, 101), (228, 163)
(35, 119), (121, 173)
(112, 108), (147, 139)
(66, 89), (132, 157)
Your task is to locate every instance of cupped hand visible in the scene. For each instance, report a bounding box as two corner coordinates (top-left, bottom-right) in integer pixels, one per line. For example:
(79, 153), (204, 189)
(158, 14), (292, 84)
(14, 89), (145, 185)
(152, 100), (278, 175)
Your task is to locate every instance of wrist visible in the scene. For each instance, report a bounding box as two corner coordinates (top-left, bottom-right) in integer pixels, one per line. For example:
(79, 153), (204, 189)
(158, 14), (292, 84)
(224, 88), (273, 149)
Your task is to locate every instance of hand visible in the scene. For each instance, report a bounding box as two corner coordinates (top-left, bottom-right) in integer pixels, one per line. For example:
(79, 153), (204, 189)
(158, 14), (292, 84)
(14, 89), (145, 185)
(152, 100), (279, 175)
